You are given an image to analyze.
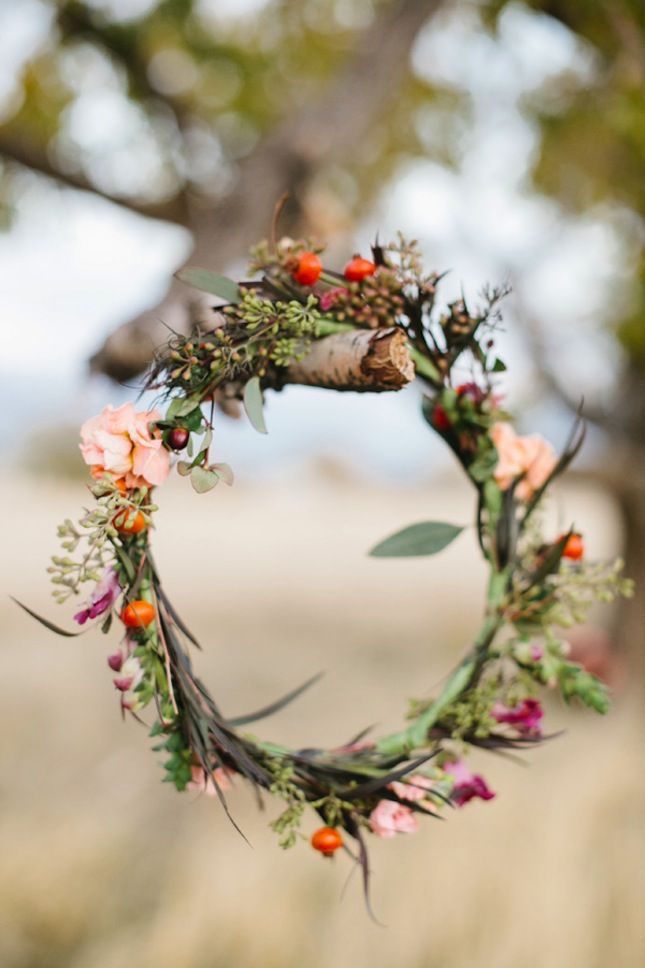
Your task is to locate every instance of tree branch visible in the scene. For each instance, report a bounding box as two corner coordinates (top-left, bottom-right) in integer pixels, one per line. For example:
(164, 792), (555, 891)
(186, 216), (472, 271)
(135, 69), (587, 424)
(0, 128), (190, 225)
(284, 327), (414, 391)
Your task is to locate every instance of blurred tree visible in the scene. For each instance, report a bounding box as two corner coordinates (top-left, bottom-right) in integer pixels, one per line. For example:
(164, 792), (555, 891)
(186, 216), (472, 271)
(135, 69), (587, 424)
(483, 0), (645, 669)
(0, 0), (448, 378)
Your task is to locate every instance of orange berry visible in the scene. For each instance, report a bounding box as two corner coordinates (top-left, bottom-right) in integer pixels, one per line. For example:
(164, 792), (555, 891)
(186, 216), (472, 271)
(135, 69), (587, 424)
(293, 251), (322, 286)
(311, 826), (343, 856)
(121, 600), (156, 628)
(563, 533), (584, 561)
(344, 256), (376, 282)
(113, 508), (147, 535)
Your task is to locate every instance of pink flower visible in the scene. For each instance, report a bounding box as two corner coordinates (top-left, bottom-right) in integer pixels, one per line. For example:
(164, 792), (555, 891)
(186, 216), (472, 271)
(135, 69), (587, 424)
(492, 698), (543, 736)
(80, 403), (170, 489)
(113, 655), (144, 693)
(369, 799), (419, 838)
(74, 567), (122, 624)
(490, 422), (557, 501)
(444, 760), (495, 807)
(389, 774), (434, 802)
(107, 650), (124, 672)
(319, 287), (348, 311)
(187, 764), (233, 797)
(531, 644), (544, 662)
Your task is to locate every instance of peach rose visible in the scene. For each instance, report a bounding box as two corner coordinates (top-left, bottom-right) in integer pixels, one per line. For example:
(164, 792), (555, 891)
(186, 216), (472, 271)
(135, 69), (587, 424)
(369, 799), (419, 838)
(187, 765), (233, 797)
(388, 774), (434, 802)
(80, 403), (170, 488)
(490, 422), (556, 501)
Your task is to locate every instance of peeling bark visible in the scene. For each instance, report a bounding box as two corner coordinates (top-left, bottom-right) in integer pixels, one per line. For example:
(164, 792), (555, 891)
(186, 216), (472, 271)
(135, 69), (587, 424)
(284, 328), (414, 391)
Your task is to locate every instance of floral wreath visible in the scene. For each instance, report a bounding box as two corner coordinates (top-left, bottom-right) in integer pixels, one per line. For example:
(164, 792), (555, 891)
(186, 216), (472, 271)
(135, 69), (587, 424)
(18, 229), (632, 909)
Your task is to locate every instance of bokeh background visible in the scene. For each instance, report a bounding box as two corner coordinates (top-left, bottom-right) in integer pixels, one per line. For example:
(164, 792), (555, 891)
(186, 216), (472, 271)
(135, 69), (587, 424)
(1, 2), (644, 966)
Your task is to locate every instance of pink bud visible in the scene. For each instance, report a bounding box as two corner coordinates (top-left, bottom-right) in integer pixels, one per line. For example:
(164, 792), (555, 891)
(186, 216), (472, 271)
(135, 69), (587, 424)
(113, 675), (134, 692)
(107, 651), (123, 672)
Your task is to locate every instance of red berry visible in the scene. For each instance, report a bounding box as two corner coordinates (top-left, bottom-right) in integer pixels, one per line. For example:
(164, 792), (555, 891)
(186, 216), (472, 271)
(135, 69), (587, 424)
(344, 256), (376, 282)
(293, 252), (322, 286)
(311, 826), (343, 857)
(168, 427), (190, 451)
(563, 533), (584, 561)
(431, 405), (451, 432)
(121, 600), (156, 628)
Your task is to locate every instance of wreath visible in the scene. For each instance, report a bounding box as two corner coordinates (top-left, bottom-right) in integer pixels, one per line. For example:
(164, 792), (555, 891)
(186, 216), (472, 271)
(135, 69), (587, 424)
(18, 230), (632, 909)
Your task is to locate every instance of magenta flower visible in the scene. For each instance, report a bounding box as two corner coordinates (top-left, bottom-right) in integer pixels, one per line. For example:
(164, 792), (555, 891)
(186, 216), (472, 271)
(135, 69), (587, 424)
(444, 760), (495, 807)
(492, 698), (543, 737)
(319, 287), (348, 311)
(74, 567), (122, 624)
(369, 799), (419, 838)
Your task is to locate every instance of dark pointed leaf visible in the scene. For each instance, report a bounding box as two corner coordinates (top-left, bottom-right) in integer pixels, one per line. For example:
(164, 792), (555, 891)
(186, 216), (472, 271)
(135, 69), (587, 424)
(11, 598), (83, 637)
(228, 672), (324, 726)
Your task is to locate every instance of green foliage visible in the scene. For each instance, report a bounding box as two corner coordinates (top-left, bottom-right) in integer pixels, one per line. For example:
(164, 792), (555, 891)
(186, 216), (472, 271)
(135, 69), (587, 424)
(176, 268), (241, 304)
(369, 521), (464, 558)
(243, 375), (267, 434)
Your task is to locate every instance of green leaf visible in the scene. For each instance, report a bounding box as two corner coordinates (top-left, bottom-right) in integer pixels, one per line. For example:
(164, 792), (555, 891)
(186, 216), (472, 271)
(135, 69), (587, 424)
(210, 462), (234, 485)
(243, 376), (267, 434)
(167, 397), (202, 420)
(11, 598), (83, 637)
(369, 521), (464, 558)
(492, 357), (507, 372)
(175, 267), (240, 304)
(176, 460), (192, 477)
(112, 543), (135, 584)
(190, 465), (219, 493)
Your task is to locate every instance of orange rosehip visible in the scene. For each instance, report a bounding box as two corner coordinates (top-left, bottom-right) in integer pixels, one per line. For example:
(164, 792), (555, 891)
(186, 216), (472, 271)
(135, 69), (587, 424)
(311, 826), (343, 857)
(292, 251), (322, 286)
(113, 509), (147, 535)
(563, 533), (584, 561)
(344, 256), (376, 282)
(121, 600), (156, 628)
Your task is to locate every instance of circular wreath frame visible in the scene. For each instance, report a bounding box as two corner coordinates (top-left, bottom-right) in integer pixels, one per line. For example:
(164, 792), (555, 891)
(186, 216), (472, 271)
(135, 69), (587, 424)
(21, 231), (632, 909)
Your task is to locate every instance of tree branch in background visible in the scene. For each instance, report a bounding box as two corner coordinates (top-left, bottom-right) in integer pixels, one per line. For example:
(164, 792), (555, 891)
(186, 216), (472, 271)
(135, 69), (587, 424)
(0, 128), (190, 225)
(88, 0), (440, 382)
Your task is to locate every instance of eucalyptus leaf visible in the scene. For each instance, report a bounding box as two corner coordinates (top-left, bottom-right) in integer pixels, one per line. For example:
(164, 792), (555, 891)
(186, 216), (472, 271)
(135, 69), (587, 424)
(176, 461), (192, 477)
(369, 521), (464, 558)
(190, 465), (219, 493)
(210, 462), (234, 485)
(167, 397), (202, 419)
(176, 267), (240, 304)
(243, 376), (267, 434)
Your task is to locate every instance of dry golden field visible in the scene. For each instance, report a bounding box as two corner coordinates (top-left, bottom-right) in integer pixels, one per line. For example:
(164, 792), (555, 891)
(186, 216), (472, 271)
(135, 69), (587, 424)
(1, 470), (644, 968)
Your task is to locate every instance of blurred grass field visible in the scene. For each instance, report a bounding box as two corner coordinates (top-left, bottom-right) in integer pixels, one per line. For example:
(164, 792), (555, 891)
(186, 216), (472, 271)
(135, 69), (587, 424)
(1, 469), (644, 968)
